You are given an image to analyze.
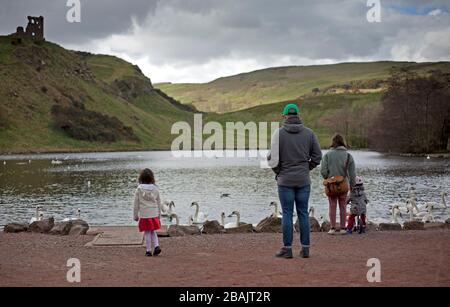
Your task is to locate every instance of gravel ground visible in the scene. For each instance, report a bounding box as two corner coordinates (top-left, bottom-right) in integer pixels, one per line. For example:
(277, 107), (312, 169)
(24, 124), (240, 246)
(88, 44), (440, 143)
(0, 230), (449, 287)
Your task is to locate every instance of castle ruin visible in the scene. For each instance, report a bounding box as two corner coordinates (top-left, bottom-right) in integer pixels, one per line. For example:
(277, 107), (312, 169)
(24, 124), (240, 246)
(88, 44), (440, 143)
(13, 16), (45, 43)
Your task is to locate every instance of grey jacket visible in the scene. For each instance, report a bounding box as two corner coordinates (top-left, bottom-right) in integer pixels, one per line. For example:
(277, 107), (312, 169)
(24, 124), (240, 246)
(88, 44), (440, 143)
(320, 146), (356, 187)
(268, 116), (322, 187)
(347, 184), (368, 215)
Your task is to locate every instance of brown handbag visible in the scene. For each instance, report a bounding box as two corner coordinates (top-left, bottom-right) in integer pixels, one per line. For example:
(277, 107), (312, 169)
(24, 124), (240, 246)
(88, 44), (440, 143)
(323, 154), (350, 197)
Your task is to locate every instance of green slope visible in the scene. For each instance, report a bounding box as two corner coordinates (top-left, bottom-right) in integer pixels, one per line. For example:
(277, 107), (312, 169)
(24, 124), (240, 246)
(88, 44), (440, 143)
(157, 61), (450, 113)
(0, 36), (196, 154)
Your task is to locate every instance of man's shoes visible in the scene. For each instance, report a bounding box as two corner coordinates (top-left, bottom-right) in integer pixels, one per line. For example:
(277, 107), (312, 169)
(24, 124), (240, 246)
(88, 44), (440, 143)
(300, 247), (310, 258)
(275, 247), (293, 259)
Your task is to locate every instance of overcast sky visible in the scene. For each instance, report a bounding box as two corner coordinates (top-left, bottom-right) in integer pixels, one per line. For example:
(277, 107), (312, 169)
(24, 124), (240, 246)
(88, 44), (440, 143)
(1, 0), (449, 83)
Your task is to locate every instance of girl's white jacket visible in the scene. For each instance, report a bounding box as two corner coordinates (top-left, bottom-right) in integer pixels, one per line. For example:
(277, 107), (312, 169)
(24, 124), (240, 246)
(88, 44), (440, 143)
(133, 184), (162, 220)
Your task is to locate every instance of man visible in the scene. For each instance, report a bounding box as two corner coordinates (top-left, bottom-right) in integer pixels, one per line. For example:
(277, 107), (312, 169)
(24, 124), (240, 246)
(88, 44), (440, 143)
(268, 103), (322, 258)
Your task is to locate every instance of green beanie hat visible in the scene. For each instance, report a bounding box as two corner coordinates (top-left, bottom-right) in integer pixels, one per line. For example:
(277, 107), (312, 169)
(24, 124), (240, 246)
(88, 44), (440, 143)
(282, 103), (299, 116)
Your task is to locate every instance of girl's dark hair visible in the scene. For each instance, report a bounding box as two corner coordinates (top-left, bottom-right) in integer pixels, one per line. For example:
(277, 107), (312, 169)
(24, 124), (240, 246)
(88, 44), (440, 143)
(138, 168), (155, 184)
(330, 133), (347, 148)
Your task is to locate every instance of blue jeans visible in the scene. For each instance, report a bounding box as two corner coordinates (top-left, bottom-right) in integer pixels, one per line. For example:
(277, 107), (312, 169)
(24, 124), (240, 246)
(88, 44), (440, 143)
(278, 185), (311, 248)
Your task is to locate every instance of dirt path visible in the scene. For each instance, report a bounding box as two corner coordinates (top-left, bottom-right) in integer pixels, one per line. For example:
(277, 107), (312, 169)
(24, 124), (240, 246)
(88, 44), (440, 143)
(0, 230), (449, 286)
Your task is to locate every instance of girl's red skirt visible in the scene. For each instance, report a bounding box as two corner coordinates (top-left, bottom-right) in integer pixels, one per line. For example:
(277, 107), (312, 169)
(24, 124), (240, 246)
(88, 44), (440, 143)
(138, 217), (161, 232)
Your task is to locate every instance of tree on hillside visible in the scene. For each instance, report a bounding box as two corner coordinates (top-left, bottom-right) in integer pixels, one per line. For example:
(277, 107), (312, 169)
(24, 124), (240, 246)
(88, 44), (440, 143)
(369, 70), (450, 153)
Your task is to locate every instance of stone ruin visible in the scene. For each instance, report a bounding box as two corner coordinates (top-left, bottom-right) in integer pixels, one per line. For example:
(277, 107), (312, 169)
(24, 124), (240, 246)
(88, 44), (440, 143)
(11, 16), (45, 44)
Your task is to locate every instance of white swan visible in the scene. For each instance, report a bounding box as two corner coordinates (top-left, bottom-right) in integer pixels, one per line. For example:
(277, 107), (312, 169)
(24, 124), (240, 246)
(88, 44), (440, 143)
(63, 208), (81, 222)
(309, 206), (316, 218)
(29, 206), (42, 224)
(220, 212), (226, 226)
(269, 201), (282, 218)
(161, 201), (175, 217)
(190, 202), (207, 224)
(421, 204), (435, 223)
(3, 161), (5, 165)
(406, 202), (422, 222)
(390, 205), (402, 223)
(225, 211), (241, 229)
(169, 213), (181, 225)
(51, 160), (62, 165)
(425, 191), (448, 209)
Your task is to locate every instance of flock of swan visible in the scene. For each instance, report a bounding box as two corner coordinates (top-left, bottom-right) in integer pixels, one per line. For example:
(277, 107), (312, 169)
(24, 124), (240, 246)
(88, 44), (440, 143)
(29, 206), (82, 224)
(387, 190), (447, 224)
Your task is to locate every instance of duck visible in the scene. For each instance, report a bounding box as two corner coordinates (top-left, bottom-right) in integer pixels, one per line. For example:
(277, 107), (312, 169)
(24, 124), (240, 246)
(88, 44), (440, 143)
(29, 206), (42, 224)
(220, 193), (231, 198)
(269, 201), (282, 218)
(161, 201), (175, 217)
(3, 161), (6, 165)
(190, 202), (207, 224)
(63, 208), (81, 222)
(87, 181), (91, 188)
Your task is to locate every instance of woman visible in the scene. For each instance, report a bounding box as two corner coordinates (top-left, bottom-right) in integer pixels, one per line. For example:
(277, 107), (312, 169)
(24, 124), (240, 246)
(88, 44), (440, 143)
(321, 134), (356, 235)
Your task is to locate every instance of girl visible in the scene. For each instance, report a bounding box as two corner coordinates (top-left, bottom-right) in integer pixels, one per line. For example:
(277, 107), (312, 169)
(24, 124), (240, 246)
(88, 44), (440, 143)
(346, 176), (369, 234)
(133, 168), (163, 257)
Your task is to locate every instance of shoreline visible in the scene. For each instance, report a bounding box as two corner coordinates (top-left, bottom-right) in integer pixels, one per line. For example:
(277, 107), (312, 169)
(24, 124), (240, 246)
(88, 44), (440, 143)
(1, 148), (449, 158)
(1, 230), (449, 286)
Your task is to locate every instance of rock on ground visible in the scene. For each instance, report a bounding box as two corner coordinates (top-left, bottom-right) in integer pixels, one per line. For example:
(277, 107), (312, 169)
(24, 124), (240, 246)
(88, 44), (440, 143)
(424, 222), (447, 230)
(294, 217), (321, 233)
(403, 221), (424, 230)
(225, 224), (253, 234)
(378, 223), (402, 231)
(4, 223), (28, 233)
(255, 216), (281, 233)
(168, 225), (201, 237)
(68, 220), (89, 235)
(50, 221), (73, 235)
(202, 220), (224, 234)
(29, 217), (54, 234)
(445, 218), (450, 228)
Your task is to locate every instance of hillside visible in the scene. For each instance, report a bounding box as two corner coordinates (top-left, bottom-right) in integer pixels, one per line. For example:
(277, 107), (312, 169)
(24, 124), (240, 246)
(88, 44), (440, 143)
(156, 61), (450, 113)
(0, 35), (197, 154)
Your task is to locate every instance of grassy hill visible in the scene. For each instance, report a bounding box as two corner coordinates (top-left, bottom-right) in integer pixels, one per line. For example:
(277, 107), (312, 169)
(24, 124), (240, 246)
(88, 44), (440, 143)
(156, 61), (450, 113)
(0, 35), (197, 153)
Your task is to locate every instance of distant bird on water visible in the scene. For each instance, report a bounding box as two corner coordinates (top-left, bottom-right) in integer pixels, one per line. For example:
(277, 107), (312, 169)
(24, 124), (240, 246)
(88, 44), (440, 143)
(220, 193), (231, 198)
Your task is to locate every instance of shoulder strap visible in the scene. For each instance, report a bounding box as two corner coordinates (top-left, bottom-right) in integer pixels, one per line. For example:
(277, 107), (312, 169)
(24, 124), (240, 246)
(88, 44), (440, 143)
(345, 153), (350, 176)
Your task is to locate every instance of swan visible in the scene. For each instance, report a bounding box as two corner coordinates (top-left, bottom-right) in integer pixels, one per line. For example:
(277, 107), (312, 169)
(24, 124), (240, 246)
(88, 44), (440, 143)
(225, 211), (241, 229)
(269, 201), (282, 218)
(309, 206), (316, 218)
(87, 181), (91, 188)
(3, 161), (5, 165)
(161, 201), (175, 217)
(425, 191), (448, 209)
(220, 212), (226, 226)
(390, 205), (402, 223)
(169, 213), (181, 225)
(63, 208), (81, 222)
(421, 204), (435, 223)
(190, 202), (207, 224)
(29, 206), (42, 224)
(51, 160), (62, 165)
